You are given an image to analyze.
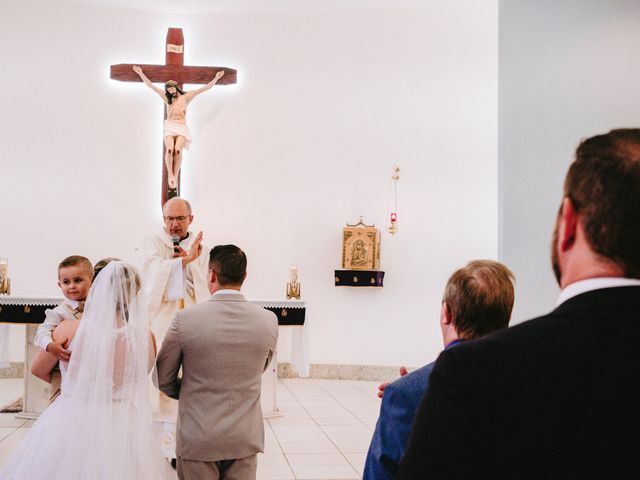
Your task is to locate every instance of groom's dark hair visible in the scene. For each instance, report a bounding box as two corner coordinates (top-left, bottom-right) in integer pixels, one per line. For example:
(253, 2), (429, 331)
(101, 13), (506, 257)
(566, 128), (640, 276)
(209, 245), (247, 286)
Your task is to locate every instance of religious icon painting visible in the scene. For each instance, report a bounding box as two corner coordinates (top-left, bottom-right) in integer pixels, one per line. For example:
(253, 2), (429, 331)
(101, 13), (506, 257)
(342, 219), (381, 271)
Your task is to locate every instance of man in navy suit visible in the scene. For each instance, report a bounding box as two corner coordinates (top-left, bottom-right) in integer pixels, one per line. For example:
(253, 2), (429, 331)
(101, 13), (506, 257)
(398, 129), (640, 479)
(364, 260), (515, 480)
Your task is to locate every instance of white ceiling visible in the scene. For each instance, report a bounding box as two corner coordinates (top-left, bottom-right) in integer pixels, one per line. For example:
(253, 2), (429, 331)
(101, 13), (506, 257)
(61, 0), (426, 15)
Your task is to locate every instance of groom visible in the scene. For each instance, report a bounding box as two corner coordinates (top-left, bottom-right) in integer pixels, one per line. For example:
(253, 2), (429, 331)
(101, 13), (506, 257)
(156, 244), (278, 480)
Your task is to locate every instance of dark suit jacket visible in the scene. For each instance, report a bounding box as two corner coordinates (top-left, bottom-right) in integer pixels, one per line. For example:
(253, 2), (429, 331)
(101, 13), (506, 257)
(397, 286), (640, 480)
(364, 363), (434, 480)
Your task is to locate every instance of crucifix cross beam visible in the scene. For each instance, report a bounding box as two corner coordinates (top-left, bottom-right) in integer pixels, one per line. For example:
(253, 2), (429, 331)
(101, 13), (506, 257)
(110, 27), (237, 206)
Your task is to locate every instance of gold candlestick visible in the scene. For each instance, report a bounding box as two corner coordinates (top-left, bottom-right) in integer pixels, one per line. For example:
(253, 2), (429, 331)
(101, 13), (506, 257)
(0, 258), (10, 295)
(286, 266), (301, 300)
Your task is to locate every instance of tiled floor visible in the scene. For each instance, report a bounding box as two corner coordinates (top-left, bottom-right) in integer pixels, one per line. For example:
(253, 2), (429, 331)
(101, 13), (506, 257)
(0, 377), (380, 479)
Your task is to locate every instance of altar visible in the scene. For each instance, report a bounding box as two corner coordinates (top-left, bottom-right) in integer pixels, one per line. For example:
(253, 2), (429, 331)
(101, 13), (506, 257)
(0, 295), (308, 419)
(0, 295), (62, 418)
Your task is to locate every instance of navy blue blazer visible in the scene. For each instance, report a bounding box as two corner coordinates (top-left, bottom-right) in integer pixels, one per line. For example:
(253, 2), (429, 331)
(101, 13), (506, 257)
(363, 364), (434, 480)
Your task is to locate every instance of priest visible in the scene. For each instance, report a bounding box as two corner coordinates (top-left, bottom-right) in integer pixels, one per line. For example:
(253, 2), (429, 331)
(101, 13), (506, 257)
(138, 197), (210, 458)
(139, 197), (210, 344)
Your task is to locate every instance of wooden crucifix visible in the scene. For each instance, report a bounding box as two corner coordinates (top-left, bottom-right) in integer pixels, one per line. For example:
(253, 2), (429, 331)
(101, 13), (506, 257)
(111, 28), (237, 206)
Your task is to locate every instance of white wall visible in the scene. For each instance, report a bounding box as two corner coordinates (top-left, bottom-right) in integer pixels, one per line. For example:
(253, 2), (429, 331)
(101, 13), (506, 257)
(0, 0), (498, 368)
(499, 0), (640, 324)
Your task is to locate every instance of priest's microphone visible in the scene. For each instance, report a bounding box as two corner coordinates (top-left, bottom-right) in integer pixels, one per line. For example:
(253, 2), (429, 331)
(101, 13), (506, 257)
(171, 234), (181, 254)
(171, 234), (185, 309)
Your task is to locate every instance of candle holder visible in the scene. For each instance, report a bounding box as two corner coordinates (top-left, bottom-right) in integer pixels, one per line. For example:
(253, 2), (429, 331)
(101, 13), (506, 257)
(0, 258), (10, 295)
(387, 166), (400, 235)
(286, 266), (301, 300)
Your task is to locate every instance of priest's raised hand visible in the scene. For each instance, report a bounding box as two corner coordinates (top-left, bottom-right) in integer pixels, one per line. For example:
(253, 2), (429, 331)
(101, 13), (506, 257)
(174, 230), (203, 268)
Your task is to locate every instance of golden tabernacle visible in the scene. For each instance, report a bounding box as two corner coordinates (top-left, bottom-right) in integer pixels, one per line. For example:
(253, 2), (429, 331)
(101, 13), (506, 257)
(342, 219), (381, 271)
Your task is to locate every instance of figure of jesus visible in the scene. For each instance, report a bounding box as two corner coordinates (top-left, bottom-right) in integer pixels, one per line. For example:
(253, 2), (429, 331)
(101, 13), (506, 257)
(133, 65), (225, 189)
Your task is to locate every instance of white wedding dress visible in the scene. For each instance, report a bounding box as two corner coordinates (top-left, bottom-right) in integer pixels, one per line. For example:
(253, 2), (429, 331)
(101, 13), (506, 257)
(0, 262), (176, 480)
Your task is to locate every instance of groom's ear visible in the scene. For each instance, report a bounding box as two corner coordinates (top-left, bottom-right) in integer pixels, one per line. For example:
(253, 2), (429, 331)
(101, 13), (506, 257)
(208, 269), (216, 284)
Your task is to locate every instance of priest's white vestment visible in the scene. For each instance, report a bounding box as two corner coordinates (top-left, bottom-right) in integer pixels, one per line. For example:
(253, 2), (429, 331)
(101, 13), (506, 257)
(138, 229), (210, 457)
(138, 230), (210, 344)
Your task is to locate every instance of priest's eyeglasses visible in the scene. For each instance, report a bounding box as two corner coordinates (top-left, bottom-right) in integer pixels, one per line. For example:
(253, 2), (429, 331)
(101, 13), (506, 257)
(164, 216), (189, 223)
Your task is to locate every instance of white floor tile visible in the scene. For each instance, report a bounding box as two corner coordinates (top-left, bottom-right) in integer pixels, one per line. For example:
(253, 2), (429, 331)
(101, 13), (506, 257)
(313, 415), (362, 426)
(277, 401), (308, 414)
(0, 378), (382, 478)
(321, 425), (374, 453)
(285, 453), (350, 467)
(289, 464), (359, 479)
(344, 452), (367, 476)
(268, 416), (316, 427)
(359, 418), (378, 430)
(264, 426), (284, 455)
(263, 440), (284, 455)
(340, 399), (381, 413)
(354, 412), (380, 425)
(20, 420), (35, 429)
(0, 427), (19, 443)
(0, 431), (26, 469)
(258, 453), (290, 467)
(270, 425), (329, 443)
(256, 465), (296, 480)
(285, 454), (361, 479)
(276, 428), (339, 454)
(0, 416), (27, 428)
(279, 440), (339, 454)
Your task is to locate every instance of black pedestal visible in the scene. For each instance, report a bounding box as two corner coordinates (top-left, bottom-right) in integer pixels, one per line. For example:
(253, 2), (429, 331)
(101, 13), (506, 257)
(334, 270), (384, 287)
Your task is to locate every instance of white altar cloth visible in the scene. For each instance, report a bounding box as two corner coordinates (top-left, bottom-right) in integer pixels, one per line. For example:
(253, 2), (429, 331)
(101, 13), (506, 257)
(0, 295), (63, 306)
(0, 295), (309, 420)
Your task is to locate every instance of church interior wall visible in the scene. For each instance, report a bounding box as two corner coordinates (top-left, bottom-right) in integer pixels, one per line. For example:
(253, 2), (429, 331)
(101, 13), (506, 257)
(1, 0), (498, 370)
(499, 0), (640, 325)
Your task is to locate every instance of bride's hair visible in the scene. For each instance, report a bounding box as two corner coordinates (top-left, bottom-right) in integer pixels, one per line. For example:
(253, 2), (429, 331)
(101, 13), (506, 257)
(111, 264), (141, 323)
(92, 257), (121, 280)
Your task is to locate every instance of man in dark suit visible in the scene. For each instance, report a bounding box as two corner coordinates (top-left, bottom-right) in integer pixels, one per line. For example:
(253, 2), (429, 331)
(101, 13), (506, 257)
(397, 129), (640, 479)
(363, 260), (515, 480)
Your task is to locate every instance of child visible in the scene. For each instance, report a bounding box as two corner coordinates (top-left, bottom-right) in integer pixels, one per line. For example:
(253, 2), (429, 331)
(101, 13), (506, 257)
(32, 255), (93, 402)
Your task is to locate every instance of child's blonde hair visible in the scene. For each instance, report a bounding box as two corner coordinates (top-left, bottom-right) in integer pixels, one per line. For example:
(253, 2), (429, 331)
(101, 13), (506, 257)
(58, 255), (92, 279)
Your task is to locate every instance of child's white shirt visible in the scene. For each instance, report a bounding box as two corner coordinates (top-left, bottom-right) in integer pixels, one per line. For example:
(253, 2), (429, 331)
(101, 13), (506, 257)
(34, 299), (80, 351)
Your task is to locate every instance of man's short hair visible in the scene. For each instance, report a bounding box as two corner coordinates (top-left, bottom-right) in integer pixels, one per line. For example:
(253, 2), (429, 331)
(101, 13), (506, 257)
(209, 245), (247, 287)
(568, 129), (640, 277)
(58, 255), (92, 278)
(442, 260), (515, 339)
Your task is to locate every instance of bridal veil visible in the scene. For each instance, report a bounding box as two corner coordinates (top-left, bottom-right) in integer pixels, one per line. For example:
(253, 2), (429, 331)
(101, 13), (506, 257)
(0, 262), (175, 480)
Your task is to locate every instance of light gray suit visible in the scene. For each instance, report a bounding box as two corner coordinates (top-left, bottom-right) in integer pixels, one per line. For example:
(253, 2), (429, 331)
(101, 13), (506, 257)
(156, 292), (278, 469)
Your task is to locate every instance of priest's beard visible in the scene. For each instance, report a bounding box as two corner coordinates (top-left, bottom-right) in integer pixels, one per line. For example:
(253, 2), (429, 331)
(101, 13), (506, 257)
(551, 215), (562, 286)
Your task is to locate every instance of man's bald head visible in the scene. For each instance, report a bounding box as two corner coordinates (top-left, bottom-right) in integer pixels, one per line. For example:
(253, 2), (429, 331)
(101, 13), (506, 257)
(163, 197), (192, 216)
(162, 197), (194, 239)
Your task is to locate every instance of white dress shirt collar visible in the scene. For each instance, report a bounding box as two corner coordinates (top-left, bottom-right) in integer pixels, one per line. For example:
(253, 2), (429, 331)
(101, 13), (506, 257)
(159, 229), (193, 248)
(64, 298), (80, 309)
(557, 277), (640, 306)
(212, 289), (243, 296)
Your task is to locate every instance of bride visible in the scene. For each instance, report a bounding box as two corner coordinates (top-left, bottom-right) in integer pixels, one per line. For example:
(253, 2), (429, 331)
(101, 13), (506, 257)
(0, 262), (176, 479)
